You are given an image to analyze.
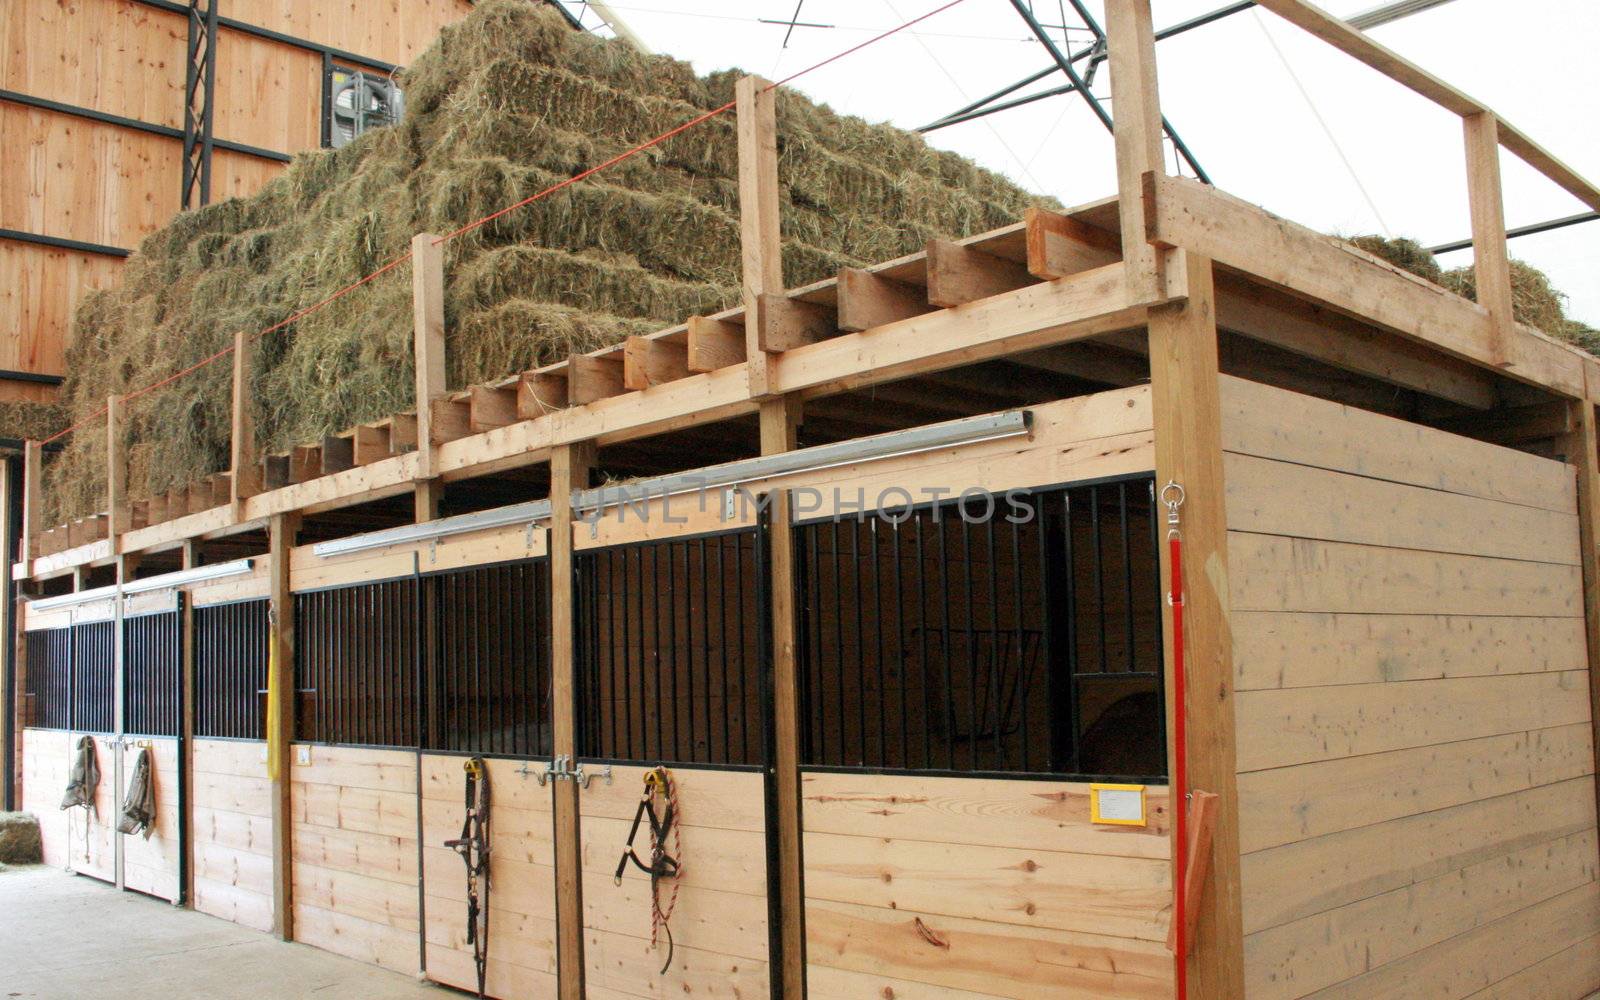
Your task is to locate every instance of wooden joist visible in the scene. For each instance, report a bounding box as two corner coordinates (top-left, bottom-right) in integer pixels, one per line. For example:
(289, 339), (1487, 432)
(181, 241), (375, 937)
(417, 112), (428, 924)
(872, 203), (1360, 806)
(687, 316), (746, 372)
(468, 384), (518, 432)
(568, 353), (625, 405)
(389, 413), (418, 454)
(836, 268), (930, 332)
(624, 335), (689, 390)
(320, 435), (355, 476)
(289, 446), (320, 485)
(518, 369), (568, 418)
(429, 395), (472, 445)
(926, 238), (1036, 307)
(756, 294), (836, 352)
(1024, 206), (1122, 280)
(351, 423), (390, 465)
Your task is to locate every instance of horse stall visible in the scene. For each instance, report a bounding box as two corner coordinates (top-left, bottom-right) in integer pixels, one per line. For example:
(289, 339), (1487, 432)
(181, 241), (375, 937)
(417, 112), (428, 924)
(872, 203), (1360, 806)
(18, 590), (184, 900)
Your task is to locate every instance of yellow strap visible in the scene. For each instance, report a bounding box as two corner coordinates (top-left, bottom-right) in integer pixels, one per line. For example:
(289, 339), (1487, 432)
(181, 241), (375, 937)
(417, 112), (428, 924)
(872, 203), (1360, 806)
(265, 630), (283, 781)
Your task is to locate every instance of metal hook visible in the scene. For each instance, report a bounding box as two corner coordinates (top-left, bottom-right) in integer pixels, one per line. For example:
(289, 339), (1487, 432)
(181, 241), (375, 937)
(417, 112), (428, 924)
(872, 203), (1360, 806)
(1160, 480), (1185, 525)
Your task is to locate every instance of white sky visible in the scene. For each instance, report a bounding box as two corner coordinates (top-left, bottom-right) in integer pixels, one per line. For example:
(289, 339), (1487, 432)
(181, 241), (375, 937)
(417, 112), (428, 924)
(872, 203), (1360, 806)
(558, 0), (1600, 324)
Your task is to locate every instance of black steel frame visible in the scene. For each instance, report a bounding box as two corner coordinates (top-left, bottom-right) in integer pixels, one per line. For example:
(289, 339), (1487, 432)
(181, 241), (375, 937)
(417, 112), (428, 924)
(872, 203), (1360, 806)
(793, 472), (1166, 782)
(194, 597), (270, 741)
(0, 227), (130, 260)
(294, 577), (421, 748)
(182, 0), (220, 210)
(573, 526), (767, 768)
(0, 90), (291, 166)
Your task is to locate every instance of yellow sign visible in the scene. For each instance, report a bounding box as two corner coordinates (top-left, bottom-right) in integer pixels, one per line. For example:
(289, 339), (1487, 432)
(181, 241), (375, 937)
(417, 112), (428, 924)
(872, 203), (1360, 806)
(1089, 783), (1148, 826)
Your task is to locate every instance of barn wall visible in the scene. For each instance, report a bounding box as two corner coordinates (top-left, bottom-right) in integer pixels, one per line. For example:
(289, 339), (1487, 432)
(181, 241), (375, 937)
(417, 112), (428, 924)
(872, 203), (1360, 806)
(420, 754), (558, 998)
(191, 738), (274, 932)
(1222, 375), (1600, 999)
(289, 744), (420, 974)
(801, 771), (1173, 999)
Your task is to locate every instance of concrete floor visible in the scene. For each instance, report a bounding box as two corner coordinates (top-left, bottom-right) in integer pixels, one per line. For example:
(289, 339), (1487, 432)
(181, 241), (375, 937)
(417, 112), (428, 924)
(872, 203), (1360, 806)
(0, 865), (450, 1000)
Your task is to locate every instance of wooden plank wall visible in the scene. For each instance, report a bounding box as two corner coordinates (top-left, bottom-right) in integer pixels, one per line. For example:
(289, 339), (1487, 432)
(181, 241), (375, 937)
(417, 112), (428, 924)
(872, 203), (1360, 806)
(800, 771), (1174, 999)
(120, 735), (181, 901)
(580, 765), (771, 999)
(289, 744), (420, 974)
(0, 0), (473, 382)
(192, 737), (275, 932)
(72, 734), (119, 883)
(21, 727), (71, 867)
(1222, 375), (1600, 999)
(420, 754), (558, 998)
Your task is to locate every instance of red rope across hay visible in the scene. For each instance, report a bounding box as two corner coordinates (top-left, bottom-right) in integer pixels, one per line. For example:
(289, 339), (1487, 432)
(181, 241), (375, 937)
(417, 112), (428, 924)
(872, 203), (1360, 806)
(40, 0), (969, 447)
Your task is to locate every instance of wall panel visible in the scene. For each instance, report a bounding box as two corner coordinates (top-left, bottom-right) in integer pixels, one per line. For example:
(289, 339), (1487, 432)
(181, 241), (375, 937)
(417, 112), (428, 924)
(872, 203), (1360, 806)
(421, 754), (558, 999)
(120, 735), (181, 901)
(0, 0), (185, 127)
(1223, 375), (1600, 1000)
(801, 770), (1172, 999)
(0, 239), (122, 375)
(223, 0), (473, 66)
(21, 727), (71, 867)
(191, 737), (274, 932)
(289, 744), (419, 974)
(212, 33), (320, 153)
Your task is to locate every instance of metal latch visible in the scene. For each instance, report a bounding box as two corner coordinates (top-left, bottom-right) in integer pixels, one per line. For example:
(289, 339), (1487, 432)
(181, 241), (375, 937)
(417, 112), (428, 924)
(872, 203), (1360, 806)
(539, 754), (611, 788)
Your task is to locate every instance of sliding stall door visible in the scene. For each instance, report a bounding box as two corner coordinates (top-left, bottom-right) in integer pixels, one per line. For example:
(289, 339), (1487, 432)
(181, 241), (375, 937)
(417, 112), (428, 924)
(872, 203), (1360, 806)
(573, 529), (777, 999)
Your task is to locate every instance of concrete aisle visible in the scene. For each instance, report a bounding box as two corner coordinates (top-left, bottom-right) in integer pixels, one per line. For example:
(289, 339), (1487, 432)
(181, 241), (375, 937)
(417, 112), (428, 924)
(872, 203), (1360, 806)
(0, 865), (447, 999)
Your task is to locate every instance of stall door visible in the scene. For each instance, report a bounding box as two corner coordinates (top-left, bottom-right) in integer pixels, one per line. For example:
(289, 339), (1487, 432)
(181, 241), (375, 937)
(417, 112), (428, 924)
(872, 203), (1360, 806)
(68, 620), (118, 884)
(573, 528), (777, 999)
(417, 558), (560, 998)
(119, 603), (184, 902)
(794, 481), (1176, 999)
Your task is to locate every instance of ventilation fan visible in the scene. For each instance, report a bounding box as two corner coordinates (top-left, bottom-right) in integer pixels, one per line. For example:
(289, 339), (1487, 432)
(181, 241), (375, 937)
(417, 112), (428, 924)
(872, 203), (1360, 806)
(326, 68), (404, 148)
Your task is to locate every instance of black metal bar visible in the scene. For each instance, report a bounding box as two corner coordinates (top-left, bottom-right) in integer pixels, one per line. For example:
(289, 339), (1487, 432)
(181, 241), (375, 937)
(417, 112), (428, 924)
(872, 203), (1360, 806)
(0, 228), (130, 259)
(985, 516), (1002, 770)
(131, 0), (402, 73)
(1429, 210), (1600, 255)
(918, 64), (1062, 131)
(1010, 512), (1028, 772)
(920, 81), (1083, 133)
(0, 89), (292, 163)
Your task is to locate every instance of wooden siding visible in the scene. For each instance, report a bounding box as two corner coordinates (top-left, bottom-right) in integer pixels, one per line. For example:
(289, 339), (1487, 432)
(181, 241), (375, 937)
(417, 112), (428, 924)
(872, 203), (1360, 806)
(289, 744), (419, 974)
(121, 735), (181, 901)
(21, 727), (71, 867)
(801, 770), (1174, 999)
(580, 764), (771, 999)
(1222, 375), (1600, 1000)
(192, 737), (274, 932)
(0, 0), (185, 127)
(224, 0), (473, 67)
(421, 754), (558, 999)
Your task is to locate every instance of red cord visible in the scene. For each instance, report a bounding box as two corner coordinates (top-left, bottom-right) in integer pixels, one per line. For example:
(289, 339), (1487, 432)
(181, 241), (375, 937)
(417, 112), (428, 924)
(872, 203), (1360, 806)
(1169, 526), (1189, 1000)
(38, 0), (971, 448)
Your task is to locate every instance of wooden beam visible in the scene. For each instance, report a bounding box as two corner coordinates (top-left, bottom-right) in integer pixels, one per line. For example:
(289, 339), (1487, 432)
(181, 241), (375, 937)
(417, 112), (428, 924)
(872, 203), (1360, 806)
(1105, 0), (1165, 297)
(1145, 172), (1587, 397)
(320, 435), (354, 475)
(468, 384), (518, 432)
(289, 446), (319, 485)
(106, 395), (127, 537)
(1252, 0), (1600, 212)
(759, 394), (806, 1000)
(1010, 343), (1148, 386)
(836, 268), (930, 332)
(567, 353), (625, 405)
(351, 424), (390, 466)
(262, 455), (290, 492)
(687, 316), (746, 372)
(412, 232), (446, 478)
(429, 396), (472, 445)
(230, 331), (261, 522)
(1561, 397), (1600, 877)
(517, 370), (568, 418)
(737, 74), (783, 397)
(20, 441), (40, 567)
(757, 294), (835, 352)
(1464, 112), (1515, 366)
(925, 239), (1033, 307)
(389, 413), (419, 454)
(550, 441), (593, 1000)
(1148, 252), (1245, 996)
(623, 335), (689, 390)
(266, 512), (299, 942)
(1024, 206), (1122, 280)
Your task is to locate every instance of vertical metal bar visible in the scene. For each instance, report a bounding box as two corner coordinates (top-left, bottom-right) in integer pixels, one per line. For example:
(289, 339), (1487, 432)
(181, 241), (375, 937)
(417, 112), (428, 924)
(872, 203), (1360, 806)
(666, 540), (680, 762)
(830, 520), (845, 767)
(1147, 478), (1167, 771)
(617, 549), (631, 761)
(851, 518), (865, 768)
(1011, 512), (1028, 772)
(1119, 482), (1134, 675)
(691, 537), (706, 763)
(715, 534), (730, 764)
(803, 523), (821, 766)
(986, 515), (1003, 770)
(914, 515), (930, 770)
(649, 544), (663, 760)
(1066, 490), (1082, 775)
(1092, 485), (1107, 676)
(938, 512), (954, 772)
(871, 520), (886, 769)
(961, 514), (976, 772)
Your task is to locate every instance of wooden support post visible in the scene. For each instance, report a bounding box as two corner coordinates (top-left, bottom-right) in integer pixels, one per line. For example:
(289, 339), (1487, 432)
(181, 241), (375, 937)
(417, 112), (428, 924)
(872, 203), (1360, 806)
(1561, 396), (1600, 869)
(230, 332), (261, 521)
(1148, 252), (1245, 996)
(759, 394), (805, 1000)
(0, 457), (13, 810)
(1104, 0), (1166, 299)
(550, 441), (593, 1000)
(266, 512), (299, 941)
(107, 395), (127, 538)
(736, 75), (783, 398)
(1464, 112), (1516, 366)
(412, 232), (446, 516)
(21, 441), (40, 567)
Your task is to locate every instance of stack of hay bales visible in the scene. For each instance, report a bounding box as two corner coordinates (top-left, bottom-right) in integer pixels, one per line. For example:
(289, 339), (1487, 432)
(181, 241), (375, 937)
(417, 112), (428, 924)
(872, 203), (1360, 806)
(38, 0), (1048, 521)
(1348, 234), (1599, 352)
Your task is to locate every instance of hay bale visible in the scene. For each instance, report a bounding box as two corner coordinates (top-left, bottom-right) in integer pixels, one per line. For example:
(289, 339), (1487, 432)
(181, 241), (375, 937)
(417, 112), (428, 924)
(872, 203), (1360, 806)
(0, 812), (42, 865)
(37, 0), (1053, 521)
